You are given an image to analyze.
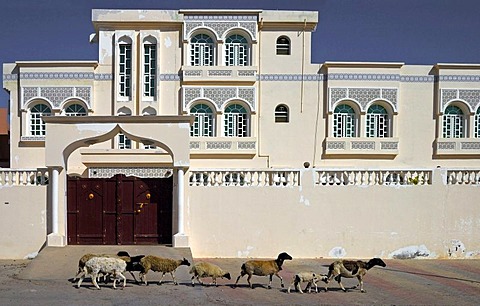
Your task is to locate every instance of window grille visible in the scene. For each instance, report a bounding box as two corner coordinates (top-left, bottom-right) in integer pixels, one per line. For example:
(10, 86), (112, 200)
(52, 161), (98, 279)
(119, 44), (132, 97)
(333, 104), (357, 137)
(143, 44), (156, 97)
(190, 34), (214, 66)
(30, 104), (51, 136)
(276, 36), (290, 55)
(275, 104), (289, 123)
(224, 104), (249, 137)
(443, 105), (465, 138)
(118, 133), (132, 149)
(475, 108), (480, 138)
(190, 104), (214, 137)
(65, 104), (87, 116)
(225, 35), (249, 66)
(366, 105), (390, 137)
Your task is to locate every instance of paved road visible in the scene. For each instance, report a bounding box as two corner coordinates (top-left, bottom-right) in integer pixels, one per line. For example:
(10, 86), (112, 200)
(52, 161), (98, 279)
(1, 258), (479, 305)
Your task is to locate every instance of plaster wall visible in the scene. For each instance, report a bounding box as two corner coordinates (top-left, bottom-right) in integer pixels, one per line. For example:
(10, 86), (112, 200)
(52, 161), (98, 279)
(0, 186), (47, 259)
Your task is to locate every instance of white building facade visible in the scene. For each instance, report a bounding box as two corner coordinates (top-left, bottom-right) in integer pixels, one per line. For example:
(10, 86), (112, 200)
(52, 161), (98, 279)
(2, 9), (480, 259)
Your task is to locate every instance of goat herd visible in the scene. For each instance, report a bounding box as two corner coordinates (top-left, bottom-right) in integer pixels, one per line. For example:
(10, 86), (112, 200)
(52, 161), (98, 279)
(73, 251), (387, 294)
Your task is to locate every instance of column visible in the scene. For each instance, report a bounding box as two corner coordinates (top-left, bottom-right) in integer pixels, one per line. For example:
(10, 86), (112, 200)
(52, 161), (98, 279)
(173, 167), (189, 247)
(47, 166), (66, 246)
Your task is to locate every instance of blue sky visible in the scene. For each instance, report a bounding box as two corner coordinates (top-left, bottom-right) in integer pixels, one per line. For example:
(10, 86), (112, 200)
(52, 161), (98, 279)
(1, 0), (479, 108)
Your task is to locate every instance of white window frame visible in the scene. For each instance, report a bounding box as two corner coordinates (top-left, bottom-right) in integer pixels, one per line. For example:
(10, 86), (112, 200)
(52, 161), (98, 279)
(190, 34), (215, 66)
(64, 104), (87, 117)
(29, 104), (51, 136)
(225, 34), (249, 66)
(366, 105), (391, 138)
(223, 105), (249, 137)
(443, 106), (465, 138)
(143, 41), (156, 100)
(190, 104), (215, 137)
(118, 43), (132, 99)
(118, 133), (132, 149)
(475, 108), (480, 138)
(333, 105), (357, 138)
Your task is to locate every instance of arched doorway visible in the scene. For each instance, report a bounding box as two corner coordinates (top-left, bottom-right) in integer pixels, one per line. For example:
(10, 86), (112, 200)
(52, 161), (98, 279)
(67, 174), (173, 245)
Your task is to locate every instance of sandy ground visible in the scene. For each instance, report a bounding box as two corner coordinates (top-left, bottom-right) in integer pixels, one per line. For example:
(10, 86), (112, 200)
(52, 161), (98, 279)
(1, 258), (480, 305)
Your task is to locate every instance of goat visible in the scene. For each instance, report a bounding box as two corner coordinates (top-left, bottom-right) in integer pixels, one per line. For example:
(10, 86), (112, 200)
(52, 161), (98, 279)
(189, 262), (231, 287)
(139, 255), (191, 285)
(287, 271), (325, 293)
(323, 257), (386, 293)
(77, 257), (127, 290)
(116, 251), (145, 284)
(234, 252), (293, 289)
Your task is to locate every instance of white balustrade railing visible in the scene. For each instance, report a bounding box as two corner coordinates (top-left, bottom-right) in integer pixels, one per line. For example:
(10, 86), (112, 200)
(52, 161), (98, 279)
(189, 170), (300, 187)
(0, 168), (49, 186)
(315, 169), (432, 186)
(446, 170), (480, 185)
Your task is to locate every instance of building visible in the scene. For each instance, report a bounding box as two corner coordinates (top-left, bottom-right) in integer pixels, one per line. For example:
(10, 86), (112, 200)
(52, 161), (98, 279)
(1, 9), (480, 259)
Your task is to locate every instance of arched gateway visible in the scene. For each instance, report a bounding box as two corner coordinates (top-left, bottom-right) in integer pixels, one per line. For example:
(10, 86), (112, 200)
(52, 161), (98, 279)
(42, 115), (193, 247)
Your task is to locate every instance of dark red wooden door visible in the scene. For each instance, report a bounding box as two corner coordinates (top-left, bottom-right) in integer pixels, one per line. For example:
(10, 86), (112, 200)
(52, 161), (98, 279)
(67, 174), (172, 245)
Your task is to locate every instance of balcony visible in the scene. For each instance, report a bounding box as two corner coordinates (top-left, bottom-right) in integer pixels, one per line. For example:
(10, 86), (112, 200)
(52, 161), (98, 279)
(190, 137), (256, 156)
(435, 138), (480, 156)
(325, 137), (399, 156)
(181, 66), (257, 84)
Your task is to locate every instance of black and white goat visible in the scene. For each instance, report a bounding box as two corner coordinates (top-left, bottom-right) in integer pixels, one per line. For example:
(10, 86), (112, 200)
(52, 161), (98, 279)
(116, 251), (145, 284)
(323, 257), (386, 293)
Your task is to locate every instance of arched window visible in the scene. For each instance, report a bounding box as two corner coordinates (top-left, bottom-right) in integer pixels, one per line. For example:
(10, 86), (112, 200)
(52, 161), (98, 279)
(333, 104), (357, 137)
(225, 34), (249, 66)
(224, 104), (249, 137)
(190, 34), (215, 66)
(118, 37), (132, 98)
(443, 105), (465, 138)
(275, 104), (289, 123)
(64, 104), (87, 116)
(276, 36), (290, 55)
(30, 104), (51, 136)
(190, 104), (214, 137)
(366, 104), (390, 137)
(143, 37), (157, 98)
(475, 107), (480, 138)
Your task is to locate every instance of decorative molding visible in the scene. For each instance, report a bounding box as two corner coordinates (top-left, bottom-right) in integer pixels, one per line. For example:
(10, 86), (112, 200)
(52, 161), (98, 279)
(258, 74), (322, 81)
(190, 141), (200, 149)
(88, 167), (173, 178)
(351, 141), (375, 150)
(461, 142), (480, 150)
(328, 73), (400, 81)
(184, 15), (257, 40)
(22, 86), (92, 109)
(440, 88), (480, 112)
(4, 73), (111, 81)
(237, 141), (256, 150)
(159, 73), (181, 81)
(381, 141), (398, 150)
(437, 142), (456, 150)
(329, 87), (398, 112)
(20, 136), (45, 142)
(327, 141), (346, 150)
(206, 141), (232, 149)
(183, 86), (256, 112)
(3, 74), (18, 81)
(438, 75), (480, 82)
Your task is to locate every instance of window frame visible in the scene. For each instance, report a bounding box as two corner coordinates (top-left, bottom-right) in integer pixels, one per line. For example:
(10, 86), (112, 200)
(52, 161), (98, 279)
(29, 104), (52, 136)
(118, 42), (132, 99)
(275, 104), (289, 123)
(442, 105), (466, 138)
(190, 103), (215, 137)
(333, 104), (357, 138)
(225, 34), (250, 66)
(276, 36), (291, 55)
(223, 104), (249, 137)
(190, 34), (215, 66)
(143, 38), (157, 100)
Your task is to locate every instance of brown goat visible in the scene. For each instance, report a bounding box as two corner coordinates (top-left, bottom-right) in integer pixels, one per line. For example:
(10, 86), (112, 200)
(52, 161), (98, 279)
(234, 252), (293, 289)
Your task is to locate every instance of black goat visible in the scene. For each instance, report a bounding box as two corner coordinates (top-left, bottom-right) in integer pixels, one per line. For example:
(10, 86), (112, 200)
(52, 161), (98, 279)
(117, 251), (146, 284)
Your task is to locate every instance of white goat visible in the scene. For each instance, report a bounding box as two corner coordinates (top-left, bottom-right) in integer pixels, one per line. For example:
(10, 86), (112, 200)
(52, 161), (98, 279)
(77, 257), (127, 290)
(287, 271), (325, 293)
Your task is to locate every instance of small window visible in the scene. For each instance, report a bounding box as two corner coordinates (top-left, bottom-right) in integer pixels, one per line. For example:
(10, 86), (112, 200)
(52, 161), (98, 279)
(275, 104), (289, 123)
(475, 108), (480, 138)
(276, 36), (290, 55)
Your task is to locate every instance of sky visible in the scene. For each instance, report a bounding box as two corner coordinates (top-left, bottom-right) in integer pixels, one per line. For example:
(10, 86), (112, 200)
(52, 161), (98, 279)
(1, 0), (479, 108)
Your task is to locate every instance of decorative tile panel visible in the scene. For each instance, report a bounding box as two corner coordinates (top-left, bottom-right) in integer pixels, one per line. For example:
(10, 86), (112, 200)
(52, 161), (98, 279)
(327, 141), (346, 150)
(439, 75), (480, 82)
(22, 86), (92, 109)
(2, 74), (18, 81)
(183, 87), (256, 112)
(208, 70), (232, 77)
(184, 14), (257, 40)
(258, 74), (322, 81)
(206, 141), (232, 149)
(237, 141), (256, 150)
(437, 142), (456, 150)
(461, 142), (480, 150)
(381, 141), (398, 150)
(185, 70), (202, 76)
(351, 141), (375, 150)
(329, 87), (398, 112)
(88, 167), (173, 178)
(190, 141), (200, 149)
(441, 89), (480, 112)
